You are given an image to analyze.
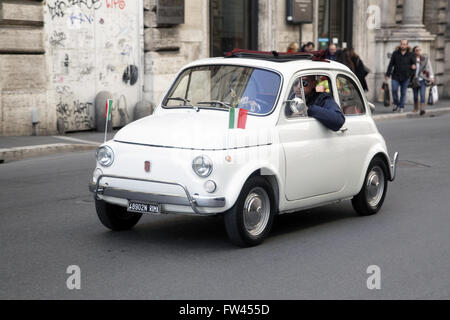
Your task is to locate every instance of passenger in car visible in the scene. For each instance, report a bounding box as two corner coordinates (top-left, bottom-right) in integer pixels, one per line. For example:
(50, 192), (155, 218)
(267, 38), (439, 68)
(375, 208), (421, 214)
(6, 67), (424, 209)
(303, 75), (346, 132)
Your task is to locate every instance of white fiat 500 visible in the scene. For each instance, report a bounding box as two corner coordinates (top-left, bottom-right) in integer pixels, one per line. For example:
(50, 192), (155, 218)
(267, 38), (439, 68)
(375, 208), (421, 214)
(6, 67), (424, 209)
(90, 50), (399, 247)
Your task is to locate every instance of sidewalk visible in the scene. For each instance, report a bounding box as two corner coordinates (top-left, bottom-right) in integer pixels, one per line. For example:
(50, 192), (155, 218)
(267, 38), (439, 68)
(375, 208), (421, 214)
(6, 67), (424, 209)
(371, 97), (450, 115)
(1, 99), (450, 163)
(0, 130), (117, 163)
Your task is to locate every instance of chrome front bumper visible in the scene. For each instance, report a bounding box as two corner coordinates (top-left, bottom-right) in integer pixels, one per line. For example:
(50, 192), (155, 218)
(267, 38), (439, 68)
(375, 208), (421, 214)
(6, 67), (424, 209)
(389, 152), (399, 182)
(89, 174), (226, 215)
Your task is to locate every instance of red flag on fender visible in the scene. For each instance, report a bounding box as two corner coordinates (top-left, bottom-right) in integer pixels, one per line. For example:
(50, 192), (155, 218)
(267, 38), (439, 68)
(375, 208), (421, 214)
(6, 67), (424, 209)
(237, 108), (248, 129)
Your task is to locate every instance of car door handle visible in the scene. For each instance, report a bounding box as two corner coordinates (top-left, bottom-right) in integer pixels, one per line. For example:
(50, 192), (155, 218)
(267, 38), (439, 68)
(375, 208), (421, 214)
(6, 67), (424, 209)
(340, 127), (348, 133)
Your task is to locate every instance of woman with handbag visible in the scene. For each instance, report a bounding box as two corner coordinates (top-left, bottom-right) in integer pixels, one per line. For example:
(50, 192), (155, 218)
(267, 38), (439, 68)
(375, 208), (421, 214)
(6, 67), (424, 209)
(412, 46), (434, 116)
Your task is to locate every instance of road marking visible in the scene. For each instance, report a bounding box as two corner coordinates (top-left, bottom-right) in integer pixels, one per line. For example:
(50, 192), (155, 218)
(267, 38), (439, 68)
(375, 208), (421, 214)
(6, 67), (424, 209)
(53, 136), (100, 145)
(0, 143), (98, 163)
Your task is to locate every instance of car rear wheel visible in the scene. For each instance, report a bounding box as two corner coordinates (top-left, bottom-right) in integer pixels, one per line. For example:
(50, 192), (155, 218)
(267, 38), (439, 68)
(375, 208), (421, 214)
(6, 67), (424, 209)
(352, 158), (388, 216)
(95, 199), (142, 231)
(224, 176), (275, 247)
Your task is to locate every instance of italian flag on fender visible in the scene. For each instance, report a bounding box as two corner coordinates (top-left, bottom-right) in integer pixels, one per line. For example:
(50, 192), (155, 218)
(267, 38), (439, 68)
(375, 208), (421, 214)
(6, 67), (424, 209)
(104, 99), (113, 142)
(105, 99), (113, 121)
(228, 107), (248, 129)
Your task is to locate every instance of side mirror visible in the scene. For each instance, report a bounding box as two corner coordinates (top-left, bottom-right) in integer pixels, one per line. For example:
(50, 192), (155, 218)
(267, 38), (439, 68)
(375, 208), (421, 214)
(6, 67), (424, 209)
(284, 97), (307, 115)
(368, 102), (376, 113)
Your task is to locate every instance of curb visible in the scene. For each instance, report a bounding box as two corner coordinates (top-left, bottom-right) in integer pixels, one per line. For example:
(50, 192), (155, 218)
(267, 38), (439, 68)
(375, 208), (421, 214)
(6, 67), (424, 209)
(373, 107), (450, 121)
(0, 143), (99, 163)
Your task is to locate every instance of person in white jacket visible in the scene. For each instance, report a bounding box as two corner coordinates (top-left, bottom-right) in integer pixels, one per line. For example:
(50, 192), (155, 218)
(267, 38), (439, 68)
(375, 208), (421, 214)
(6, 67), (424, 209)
(411, 46), (435, 116)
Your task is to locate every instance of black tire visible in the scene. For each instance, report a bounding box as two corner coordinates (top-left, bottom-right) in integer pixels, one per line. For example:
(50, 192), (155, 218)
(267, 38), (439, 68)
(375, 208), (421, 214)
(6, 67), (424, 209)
(352, 157), (388, 216)
(224, 176), (275, 247)
(95, 199), (142, 231)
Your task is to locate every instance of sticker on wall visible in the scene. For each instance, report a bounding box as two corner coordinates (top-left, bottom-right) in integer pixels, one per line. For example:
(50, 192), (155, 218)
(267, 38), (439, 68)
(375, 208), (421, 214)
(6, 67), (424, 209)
(122, 64), (139, 86)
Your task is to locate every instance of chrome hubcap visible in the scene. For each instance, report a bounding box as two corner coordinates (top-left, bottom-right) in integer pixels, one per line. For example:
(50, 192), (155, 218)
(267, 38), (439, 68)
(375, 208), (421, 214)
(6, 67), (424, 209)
(366, 166), (385, 208)
(243, 187), (270, 237)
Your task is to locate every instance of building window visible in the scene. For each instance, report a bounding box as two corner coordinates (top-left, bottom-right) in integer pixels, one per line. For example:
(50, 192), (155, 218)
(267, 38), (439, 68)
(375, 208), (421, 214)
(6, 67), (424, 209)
(210, 0), (258, 57)
(318, 0), (353, 50)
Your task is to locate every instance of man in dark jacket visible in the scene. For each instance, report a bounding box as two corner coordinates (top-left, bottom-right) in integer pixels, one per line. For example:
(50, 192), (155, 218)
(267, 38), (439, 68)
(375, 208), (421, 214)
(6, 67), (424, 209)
(386, 40), (416, 112)
(301, 76), (345, 132)
(325, 44), (343, 62)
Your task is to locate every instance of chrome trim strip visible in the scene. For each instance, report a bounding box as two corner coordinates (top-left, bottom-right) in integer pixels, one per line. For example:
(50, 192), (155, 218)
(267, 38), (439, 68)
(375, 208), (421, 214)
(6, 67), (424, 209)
(114, 139), (272, 151)
(389, 152), (399, 182)
(192, 194), (226, 207)
(88, 175), (226, 215)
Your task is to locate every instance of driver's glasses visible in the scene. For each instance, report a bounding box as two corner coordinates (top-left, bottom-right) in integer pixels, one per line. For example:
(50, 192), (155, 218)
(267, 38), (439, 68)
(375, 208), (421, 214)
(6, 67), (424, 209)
(294, 79), (309, 87)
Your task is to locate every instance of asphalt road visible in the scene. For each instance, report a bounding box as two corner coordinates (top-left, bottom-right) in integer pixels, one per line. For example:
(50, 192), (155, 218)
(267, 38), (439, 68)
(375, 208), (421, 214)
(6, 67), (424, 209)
(1, 115), (449, 300)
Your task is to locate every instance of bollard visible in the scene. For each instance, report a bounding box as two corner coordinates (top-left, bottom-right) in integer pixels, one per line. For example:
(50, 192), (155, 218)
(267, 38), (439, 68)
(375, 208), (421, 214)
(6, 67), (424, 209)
(94, 91), (113, 133)
(31, 108), (40, 136)
(133, 100), (154, 121)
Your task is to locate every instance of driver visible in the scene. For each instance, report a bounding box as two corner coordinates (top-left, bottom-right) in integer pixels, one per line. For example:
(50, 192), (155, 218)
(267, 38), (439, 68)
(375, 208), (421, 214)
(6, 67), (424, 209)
(299, 75), (345, 132)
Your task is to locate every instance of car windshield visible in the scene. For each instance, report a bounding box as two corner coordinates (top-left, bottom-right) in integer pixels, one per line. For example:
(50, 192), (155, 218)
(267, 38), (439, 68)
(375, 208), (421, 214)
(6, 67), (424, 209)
(163, 65), (281, 115)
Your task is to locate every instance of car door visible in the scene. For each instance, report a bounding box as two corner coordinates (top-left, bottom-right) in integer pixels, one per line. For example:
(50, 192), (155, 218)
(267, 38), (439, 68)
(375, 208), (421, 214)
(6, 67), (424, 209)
(278, 73), (348, 201)
(335, 73), (375, 193)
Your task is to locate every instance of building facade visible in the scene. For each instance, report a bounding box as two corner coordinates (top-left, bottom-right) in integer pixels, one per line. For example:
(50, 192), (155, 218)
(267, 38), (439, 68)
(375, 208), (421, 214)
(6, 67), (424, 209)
(1, 0), (449, 136)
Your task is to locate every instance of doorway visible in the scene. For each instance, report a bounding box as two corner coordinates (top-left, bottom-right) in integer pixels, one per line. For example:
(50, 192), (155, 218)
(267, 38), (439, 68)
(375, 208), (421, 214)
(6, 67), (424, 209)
(210, 0), (258, 57)
(317, 0), (353, 50)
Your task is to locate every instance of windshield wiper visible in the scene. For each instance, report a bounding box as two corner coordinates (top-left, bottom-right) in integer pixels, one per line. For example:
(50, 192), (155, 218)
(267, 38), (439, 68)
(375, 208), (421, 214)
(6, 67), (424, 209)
(197, 101), (232, 109)
(166, 97), (199, 111)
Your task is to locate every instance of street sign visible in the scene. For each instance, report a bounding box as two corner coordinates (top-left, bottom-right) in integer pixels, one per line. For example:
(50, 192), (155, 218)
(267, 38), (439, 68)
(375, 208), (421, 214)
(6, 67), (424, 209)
(156, 0), (185, 25)
(286, 0), (313, 24)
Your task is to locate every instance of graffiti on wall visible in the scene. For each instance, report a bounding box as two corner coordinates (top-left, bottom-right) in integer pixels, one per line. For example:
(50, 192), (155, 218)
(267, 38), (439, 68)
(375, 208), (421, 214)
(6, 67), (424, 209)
(49, 31), (67, 48)
(47, 0), (140, 131)
(69, 12), (94, 26)
(48, 0), (102, 20)
(57, 98), (94, 130)
(105, 0), (126, 10)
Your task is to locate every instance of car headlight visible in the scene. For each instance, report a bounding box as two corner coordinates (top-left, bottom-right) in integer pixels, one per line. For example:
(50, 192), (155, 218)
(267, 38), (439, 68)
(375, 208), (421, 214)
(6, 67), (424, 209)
(96, 146), (114, 167)
(192, 155), (213, 178)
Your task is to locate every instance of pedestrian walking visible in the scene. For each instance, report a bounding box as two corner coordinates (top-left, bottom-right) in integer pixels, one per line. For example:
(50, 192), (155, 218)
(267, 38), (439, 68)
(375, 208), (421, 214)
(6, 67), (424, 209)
(411, 46), (434, 116)
(349, 48), (370, 92)
(287, 42), (299, 53)
(325, 43), (342, 61)
(339, 48), (355, 70)
(301, 41), (315, 53)
(385, 40), (416, 113)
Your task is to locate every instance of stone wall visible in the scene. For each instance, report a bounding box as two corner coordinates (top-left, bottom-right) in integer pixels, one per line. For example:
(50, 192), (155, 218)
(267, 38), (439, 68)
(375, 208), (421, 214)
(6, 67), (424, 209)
(424, 0), (448, 97)
(352, 0), (379, 101)
(258, 0), (315, 52)
(445, 0), (450, 98)
(0, 0), (54, 136)
(143, 0), (209, 107)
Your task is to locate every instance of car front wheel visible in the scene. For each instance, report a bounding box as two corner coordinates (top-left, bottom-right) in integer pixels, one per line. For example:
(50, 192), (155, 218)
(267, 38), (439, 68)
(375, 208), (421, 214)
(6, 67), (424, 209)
(352, 157), (388, 216)
(95, 199), (142, 231)
(224, 176), (275, 247)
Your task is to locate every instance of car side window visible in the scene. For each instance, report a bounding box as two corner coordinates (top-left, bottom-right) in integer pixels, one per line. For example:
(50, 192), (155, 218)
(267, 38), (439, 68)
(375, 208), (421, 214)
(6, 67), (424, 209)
(336, 75), (366, 115)
(286, 75), (333, 118)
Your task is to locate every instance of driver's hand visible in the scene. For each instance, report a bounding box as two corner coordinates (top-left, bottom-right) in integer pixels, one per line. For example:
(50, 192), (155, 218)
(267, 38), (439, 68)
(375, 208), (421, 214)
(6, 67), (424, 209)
(239, 96), (261, 112)
(248, 101), (261, 112)
(239, 96), (249, 103)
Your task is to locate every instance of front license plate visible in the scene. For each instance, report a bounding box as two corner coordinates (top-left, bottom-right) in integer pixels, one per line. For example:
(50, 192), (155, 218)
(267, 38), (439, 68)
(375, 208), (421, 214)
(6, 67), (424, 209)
(127, 201), (160, 215)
